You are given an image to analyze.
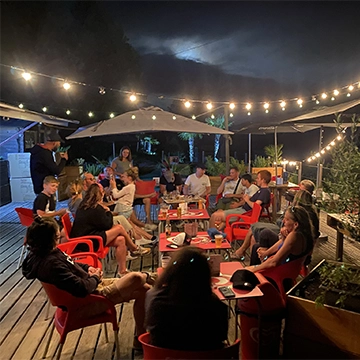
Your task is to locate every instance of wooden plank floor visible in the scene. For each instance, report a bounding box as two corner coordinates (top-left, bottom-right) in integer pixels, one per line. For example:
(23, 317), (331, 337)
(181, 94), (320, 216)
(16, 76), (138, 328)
(0, 200), (359, 360)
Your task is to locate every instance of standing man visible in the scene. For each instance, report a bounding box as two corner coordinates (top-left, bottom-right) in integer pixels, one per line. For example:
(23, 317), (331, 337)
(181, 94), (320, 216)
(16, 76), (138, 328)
(183, 164), (211, 199)
(30, 129), (68, 194)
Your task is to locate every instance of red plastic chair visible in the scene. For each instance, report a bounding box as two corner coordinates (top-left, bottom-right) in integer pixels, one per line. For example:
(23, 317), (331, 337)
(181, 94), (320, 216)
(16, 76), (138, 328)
(61, 213), (110, 269)
(138, 332), (240, 360)
(15, 207), (34, 269)
(224, 202), (262, 243)
(41, 282), (120, 360)
(135, 179), (159, 220)
(258, 255), (308, 302)
(260, 193), (274, 221)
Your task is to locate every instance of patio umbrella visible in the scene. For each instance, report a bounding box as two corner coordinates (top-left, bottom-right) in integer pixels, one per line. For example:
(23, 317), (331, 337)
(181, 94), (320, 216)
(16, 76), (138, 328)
(66, 106), (233, 140)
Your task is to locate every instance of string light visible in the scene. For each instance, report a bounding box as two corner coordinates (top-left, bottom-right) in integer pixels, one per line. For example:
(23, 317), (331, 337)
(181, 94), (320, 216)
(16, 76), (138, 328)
(297, 99), (303, 107)
(131, 115), (136, 119)
(192, 115), (196, 119)
(22, 72), (31, 81)
(129, 94), (137, 102)
(184, 101), (191, 108)
(206, 102), (213, 110)
(63, 82), (71, 90)
(333, 89), (339, 96)
(245, 103), (252, 110)
(263, 102), (269, 110)
(109, 113), (115, 118)
(321, 93), (327, 99)
(331, 97), (335, 101)
(229, 113), (234, 117)
(66, 109), (71, 115)
(348, 85), (354, 91)
(42, 107), (47, 112)
(152, 115), (156, 120)
(211, 114), (215, 119)
(247, 112), (251, 116)
(172, 115), (176, 120)
(229, 103), (235, 110)
(88, 111), (93, 117)
(18, 103), (24, 109)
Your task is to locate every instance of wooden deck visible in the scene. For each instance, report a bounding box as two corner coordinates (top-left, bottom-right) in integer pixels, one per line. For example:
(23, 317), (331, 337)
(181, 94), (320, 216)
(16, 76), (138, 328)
(1, 200), (359, 360)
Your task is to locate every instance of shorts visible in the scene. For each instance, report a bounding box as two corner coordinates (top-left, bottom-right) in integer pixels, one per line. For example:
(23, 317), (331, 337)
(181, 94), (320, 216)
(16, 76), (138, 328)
(114, 203), (133, 219)
(251, 222), (280, 242)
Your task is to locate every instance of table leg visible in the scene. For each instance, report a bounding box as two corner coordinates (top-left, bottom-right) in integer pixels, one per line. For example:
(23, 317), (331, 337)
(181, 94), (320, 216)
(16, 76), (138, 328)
(336, 230), (344, 262)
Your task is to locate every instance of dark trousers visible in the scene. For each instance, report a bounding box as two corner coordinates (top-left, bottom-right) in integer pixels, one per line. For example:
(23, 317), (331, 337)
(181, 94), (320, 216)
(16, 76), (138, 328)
(250, 229), (279, 265)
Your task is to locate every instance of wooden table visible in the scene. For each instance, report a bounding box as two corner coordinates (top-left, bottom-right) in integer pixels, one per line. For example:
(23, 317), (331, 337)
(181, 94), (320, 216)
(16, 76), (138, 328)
(327, 213), (357, 261)
(163, 195), (205, 206)
(268, 181), (299, 221)
(157, 209), (210, 233)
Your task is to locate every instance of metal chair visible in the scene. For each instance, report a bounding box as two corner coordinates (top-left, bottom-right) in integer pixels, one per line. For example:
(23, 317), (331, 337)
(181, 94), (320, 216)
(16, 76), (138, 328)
(138, 332), (240, 360)
(15, 207), (34, 269)
(41, 282), (120, 360)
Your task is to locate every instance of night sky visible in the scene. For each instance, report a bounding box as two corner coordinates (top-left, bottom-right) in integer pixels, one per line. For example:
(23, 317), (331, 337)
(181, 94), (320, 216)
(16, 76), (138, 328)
(1, 1), (359, 166)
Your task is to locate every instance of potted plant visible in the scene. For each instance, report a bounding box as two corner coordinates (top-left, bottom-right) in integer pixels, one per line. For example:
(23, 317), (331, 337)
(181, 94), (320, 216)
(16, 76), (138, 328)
(252, 145), (284, 177)
(284, 259), (360, 359)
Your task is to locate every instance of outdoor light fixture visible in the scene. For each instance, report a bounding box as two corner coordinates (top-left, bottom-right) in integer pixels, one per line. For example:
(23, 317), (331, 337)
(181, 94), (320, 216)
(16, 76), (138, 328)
(333, 89), (339, 96)
(337, 135), (342, 140)
(152, 115), (156, 120)
(247, 112), (251, 116)
(110, 113), (115, 118)
(88, 112), (93, 117)
(280, 101), (286, 108)
(66, 110), (71, 115)
(184, 101), (191, 108)
(129, 94), (137, 102)
(131, 115), (136, 119)
(348, 85), (354, 91)
(229, 113), (234, 117)
(19, 103), (24, 109)
(297, 99), (303, 106)
(63, 82), (71, 90)
(192, 115), (196, 119)
(321, 93), (327, 99)
(172, 116), (176, 120)
(99, 87), (106, 95)
(22, 72), (31, 81)
(206, 102), (213, 110)
(263, 102), (269, 109)
(245, 103), (252, 110)
(229, 103), (235, 109)
(211, 114), (215, 119)
(42, 107), (47, 112)
(331, 97), (335, 101)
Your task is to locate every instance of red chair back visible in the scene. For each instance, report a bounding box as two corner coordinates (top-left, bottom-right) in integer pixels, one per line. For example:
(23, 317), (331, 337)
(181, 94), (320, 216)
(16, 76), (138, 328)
(41, 282), (118, 344)
(62, 212), (72, 238)
(260, 193), (274, 220)
(138, 332), (240, 360)
(15, 207), (34, 227)
(135, 179), (156, 195)
(259, 255), (308, 301)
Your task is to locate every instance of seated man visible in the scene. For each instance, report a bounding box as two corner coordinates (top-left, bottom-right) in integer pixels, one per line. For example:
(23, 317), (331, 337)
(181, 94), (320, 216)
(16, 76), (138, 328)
(231, 179), (317, 260)
(209, 170), (271, 231)
(33, 176), (67, 219)
(22, 217), (153, 347)
(158, 168), (183, 202)
(183, 163), (211, 199)
(82, 172), (97, 195)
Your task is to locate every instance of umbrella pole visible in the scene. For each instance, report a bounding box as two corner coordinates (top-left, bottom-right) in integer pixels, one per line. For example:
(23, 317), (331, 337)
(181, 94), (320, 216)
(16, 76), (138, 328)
(248, 133), (252, 173)
(316, 126), (324, 188)
(224, 106), (230, 174)
(274, 127), (278, 177)
(112, 142), (116, 159)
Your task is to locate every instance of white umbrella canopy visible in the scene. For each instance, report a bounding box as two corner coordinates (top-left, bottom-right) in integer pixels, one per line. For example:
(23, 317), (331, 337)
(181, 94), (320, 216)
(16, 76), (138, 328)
(67, 106), (233, 140)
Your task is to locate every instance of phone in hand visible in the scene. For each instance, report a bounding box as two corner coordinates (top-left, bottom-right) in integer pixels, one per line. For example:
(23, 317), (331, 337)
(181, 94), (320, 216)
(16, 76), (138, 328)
(218, 286), (235, 298)
(166, 244), (179, 249)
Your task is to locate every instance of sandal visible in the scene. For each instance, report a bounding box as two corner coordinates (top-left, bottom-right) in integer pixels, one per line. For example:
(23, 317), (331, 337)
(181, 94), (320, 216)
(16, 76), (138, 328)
(230, 252), (245, 261)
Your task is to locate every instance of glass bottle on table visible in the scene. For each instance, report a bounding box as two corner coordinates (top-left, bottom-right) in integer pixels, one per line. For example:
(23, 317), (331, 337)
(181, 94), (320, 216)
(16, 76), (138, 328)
(165, 214), (171, 238)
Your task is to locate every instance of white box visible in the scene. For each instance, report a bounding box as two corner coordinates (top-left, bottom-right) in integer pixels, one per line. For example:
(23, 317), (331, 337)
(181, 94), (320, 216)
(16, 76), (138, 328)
(10, 177), (36, 202)
(8, 153), (31, 178)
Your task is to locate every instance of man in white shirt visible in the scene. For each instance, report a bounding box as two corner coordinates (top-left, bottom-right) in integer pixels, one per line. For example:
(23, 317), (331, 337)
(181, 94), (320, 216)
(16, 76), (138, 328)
(183, 164), (211, 198)
(240, 173), (259, 198)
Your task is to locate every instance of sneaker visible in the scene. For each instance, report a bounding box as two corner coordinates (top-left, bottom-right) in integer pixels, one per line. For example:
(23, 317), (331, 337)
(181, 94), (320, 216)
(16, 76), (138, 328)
(126, 251), (138, 261)
(145, 223), (157, 231)
(141, 227), (154, 234)
(230, 252), (245, 261)
(130, 245), (151, 257)
(135, 237), (155, 246)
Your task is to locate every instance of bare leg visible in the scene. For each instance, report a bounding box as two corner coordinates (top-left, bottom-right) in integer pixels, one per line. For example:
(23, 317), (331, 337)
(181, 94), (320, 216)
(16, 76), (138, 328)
(209, 210), (226, 230)
(130, 211), (146, 228)
(105, 234), (127, 274)
(106, 224), (138, 252)
(143, 198), (153, 224)
(129, 221), (152, 240)
(235, 229), (253, 257)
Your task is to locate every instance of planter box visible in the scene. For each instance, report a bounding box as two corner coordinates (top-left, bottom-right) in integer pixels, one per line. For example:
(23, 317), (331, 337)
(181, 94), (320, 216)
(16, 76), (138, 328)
(208, 176), (221, 195)
(65, 166), (83, 177)
(57, 175), (68, 201)
(284, 261), (360, 359)
(252, 167), (283, 177)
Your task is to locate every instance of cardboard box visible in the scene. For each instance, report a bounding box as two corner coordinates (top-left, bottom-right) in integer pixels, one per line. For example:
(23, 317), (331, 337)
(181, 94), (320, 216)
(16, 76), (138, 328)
(65, 166), (83, 177)
(8, 153), (31, 178)
(10, 177), (36, 202)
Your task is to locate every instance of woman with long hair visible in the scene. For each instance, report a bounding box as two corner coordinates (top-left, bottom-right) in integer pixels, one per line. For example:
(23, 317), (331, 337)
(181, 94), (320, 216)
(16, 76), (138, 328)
(248, 205), (315, 271)
(66, 180), (83, 214)
(145, 247), (228, 351)
(111, 146), (133, 178)
(70, 183), (150, 276)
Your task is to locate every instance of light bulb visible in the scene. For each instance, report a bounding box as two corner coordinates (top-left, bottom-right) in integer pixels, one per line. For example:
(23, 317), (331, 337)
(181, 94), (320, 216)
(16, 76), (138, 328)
(245, 103), (252, 110)
(211, 114), (215, 119)
(152, 115), (156, 120)
(311, 156), (316, 160)
(99, 87), (106, 95)
(321, 93), (327, 99)
(347, 93), (351, 97)
(337, 135), (341, 140)
(330, 141), (335, 146)
(66, 110), (71, 115)
(321, 150), (325, 154)
(22, 72), (31, 81)
(229, 113), (234, 117)
(348, 85), (354, 91)
(110, 113), (115, 118)
(331, 97), (335, 101)
(184, 101), (191, 108)
(129, 94), (137, 102)
(333, 89), (339, 96)
(316, 100), (320, 104)
(326, 146), (331, 150)
(19, 103), (24, 109)
(63, 82), (71, 90)
(265, 109), (269, 113)
(131, 115), (136, 119)
(42, 107), (47, 112)
(206, 102), (213, 110)
(280, 101), (286, 108)
(247, 112), (251, 116)
(307, 158), (312, 162)
(88, 112), (93, 117)
(263, 102), (269, 109)
(192, 115), (196, 119)
(297, 99), (303, 105)
(172, 116), (176, 120)
(229, 103), (235, 110)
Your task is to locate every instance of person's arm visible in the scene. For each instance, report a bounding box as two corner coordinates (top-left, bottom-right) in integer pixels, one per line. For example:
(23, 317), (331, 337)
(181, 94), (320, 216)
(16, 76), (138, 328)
(37, 208), (67, 218)
(217, 176), (229, 195)
(159, 184), (167, 195)
(183, 184), (189, 195)
(42, 150), (67, 175)
(201, 186), (211, 197)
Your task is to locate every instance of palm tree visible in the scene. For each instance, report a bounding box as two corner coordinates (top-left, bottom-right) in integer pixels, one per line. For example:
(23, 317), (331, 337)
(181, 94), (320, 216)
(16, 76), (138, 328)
(205, 115), (233, 162)
(264, 144), (283, 164)
(178, 132), (202, 162)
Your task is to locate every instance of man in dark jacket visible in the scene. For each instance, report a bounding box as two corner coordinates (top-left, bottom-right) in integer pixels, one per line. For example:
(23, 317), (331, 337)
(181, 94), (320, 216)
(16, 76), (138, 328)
(30, 129), (68, 194)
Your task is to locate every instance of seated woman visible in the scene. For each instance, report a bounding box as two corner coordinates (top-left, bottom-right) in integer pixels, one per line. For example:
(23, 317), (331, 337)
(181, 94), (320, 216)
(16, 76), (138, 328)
(145, 247), (228, 351)
(249, 190), (320, 265)
(70, 183), (150, 277)
(247, 205), (315, 272)
(66, 179), (83, 215)
(22, 217), (152, 343)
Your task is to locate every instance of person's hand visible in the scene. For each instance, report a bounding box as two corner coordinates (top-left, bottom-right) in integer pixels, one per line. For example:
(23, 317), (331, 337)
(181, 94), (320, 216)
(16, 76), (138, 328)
(104, 187), (112, 196)
(223, 193), (233, 198)
(89, 267), (103, 279)
(223, 176), (231, 183)
(58, 208), (67, 217)
(243, 194), (250, 203)
(257, 247), (268, 261)
(246, 265), (256, 272)
(109, 178), (117, 189)
(229, 201), (240, 209)
(60, 152), (68, 161)
(280, 226), (289, 239)
(100, 203), (110, 211)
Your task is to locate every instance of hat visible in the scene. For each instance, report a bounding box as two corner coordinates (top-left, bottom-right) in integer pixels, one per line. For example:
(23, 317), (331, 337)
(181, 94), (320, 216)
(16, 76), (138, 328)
(230, 269), (260, 290)
(46, 129), (64, 142)
(171, 232), (186, 246)
(196, 163), (207, 170)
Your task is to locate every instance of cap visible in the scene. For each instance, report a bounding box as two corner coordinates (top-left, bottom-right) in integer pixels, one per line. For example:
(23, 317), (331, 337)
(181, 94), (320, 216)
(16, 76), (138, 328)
(230, 269), (260, 290)
(46, 129), (64, 142)
(196, 163), (207, 170)
(171, 232), (186, 246)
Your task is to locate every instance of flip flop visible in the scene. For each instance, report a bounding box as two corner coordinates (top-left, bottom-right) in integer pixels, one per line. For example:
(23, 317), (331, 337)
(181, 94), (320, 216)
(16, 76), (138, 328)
(230, 253), (246, 261)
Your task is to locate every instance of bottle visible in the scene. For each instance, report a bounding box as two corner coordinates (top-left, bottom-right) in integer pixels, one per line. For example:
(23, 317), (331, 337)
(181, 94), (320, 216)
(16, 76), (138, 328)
(177, 206), (182, 219)
(198, 200), (203, 209)
(165, 214), (171, 238)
